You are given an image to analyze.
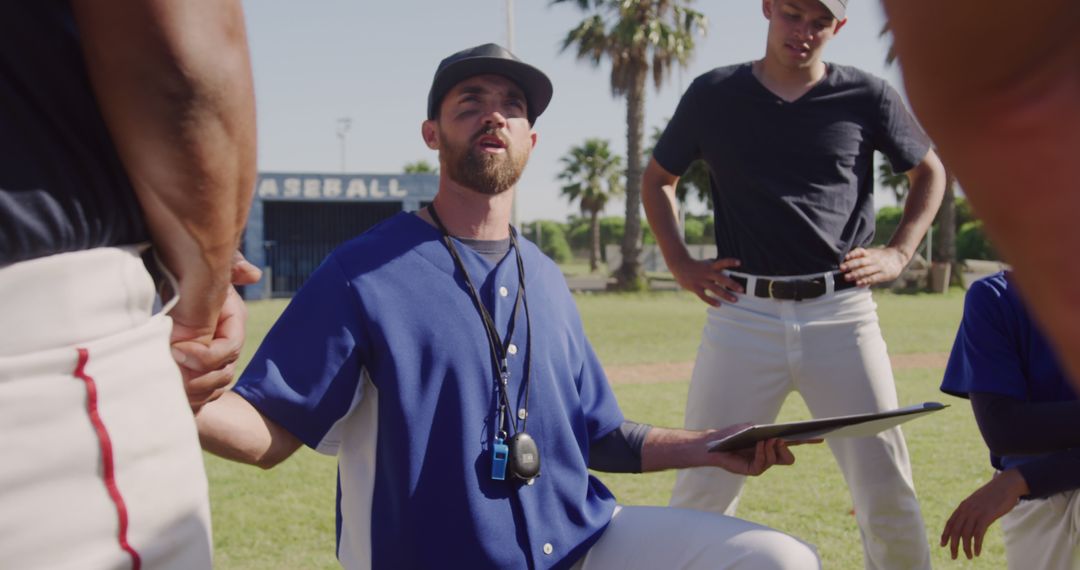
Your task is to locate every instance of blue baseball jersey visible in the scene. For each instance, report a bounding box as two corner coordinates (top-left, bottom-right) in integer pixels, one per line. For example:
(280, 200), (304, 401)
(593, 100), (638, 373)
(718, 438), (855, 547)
(941, 272), (1076, 470)
(234, 212), (624, 569)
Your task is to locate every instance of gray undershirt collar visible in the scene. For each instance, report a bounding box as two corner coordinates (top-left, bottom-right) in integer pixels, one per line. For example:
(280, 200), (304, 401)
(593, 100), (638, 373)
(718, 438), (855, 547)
(456, 236), (511, 264)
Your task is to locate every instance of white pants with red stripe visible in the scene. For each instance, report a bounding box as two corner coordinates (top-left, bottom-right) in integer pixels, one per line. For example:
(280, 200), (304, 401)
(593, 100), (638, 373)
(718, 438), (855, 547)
(0, 247), (212, 569)
(670, 282), (931, 570)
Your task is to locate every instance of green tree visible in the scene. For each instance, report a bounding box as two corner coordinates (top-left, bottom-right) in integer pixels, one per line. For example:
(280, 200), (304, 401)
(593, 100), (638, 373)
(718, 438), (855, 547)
(556, 0), (707, 290)
(957, 220), (997, 261)
(873, 206), (905, 247)
(558, 138), (624, 272)
(877, 155), (910, 205)
(522, 220), (572, 264)
(402, 160), (438, 174)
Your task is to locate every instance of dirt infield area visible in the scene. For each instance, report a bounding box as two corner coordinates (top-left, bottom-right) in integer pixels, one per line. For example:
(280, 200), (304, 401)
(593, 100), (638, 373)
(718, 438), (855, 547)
(604, 352), (949, 385)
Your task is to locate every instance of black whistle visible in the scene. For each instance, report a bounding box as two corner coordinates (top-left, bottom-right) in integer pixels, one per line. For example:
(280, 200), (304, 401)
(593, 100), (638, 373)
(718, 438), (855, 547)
(508, 432), (541, 481)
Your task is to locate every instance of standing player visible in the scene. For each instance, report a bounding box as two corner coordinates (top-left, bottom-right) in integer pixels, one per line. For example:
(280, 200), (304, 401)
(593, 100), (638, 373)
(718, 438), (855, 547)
(0, 1), (256, 568)
(195, 43), (821, 570)
(940, 272), (1080, 567)
(642, 0), (946, 568)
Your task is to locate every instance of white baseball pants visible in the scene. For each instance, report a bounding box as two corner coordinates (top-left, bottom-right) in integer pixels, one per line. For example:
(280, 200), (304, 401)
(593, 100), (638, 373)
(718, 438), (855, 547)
(670, 281), (931, 570)
(0, 247), (212, 569)
(572, 505), (820, 569)
(1001, 488), (1080, 569)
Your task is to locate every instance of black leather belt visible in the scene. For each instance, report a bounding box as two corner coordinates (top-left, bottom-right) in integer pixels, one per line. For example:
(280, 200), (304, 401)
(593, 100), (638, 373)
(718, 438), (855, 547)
(730, 272), (856, 301)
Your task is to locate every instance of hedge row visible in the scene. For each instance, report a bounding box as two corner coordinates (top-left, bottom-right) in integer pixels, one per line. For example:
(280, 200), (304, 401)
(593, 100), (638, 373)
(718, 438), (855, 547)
(523, 198), (996, 264)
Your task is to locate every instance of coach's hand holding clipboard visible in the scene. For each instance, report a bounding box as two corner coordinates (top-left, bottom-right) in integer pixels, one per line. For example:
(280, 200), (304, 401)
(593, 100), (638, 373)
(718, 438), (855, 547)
(707, 402), (948, 453)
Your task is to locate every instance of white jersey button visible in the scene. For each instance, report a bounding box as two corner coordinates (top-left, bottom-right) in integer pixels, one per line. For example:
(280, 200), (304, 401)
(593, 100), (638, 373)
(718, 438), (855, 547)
(543, 543), (553, 555)
(507, 343), (518, 355)
(499, 286), (509, 297)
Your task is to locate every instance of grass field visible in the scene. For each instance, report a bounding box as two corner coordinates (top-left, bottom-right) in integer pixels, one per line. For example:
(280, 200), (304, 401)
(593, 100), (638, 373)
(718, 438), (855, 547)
(210, 287), (1003, 568)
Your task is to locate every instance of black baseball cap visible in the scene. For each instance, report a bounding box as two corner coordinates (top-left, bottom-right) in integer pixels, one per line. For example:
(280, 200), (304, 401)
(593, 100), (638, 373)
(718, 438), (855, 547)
(818, 0), (847, 19)
(427, 43), (553, 125)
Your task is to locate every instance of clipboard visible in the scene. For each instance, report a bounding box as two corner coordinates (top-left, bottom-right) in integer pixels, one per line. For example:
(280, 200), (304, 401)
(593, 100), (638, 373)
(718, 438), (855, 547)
(706, 402), (948, 453)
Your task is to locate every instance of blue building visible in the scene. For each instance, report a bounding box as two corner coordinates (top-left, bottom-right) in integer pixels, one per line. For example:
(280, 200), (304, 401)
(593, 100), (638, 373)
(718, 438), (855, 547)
(241, 172), (438, 299)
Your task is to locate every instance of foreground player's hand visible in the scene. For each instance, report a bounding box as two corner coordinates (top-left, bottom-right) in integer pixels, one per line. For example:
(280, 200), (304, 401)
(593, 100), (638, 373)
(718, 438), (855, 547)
(172, 286), (248, 410)
(670, 256), (744, 306)
(172, 252), (262, 410)
(840, 246), (908, 287)
(940, 469), (1027, 560)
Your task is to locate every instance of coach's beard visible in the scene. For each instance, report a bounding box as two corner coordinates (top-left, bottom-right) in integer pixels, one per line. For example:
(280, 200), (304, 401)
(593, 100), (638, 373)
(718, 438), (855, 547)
(440, 127), (528, 195)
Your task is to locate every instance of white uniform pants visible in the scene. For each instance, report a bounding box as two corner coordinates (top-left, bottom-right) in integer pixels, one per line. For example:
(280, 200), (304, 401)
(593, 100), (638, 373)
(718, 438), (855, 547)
(1001, 489), (1080, 570)
(0, 247), (212, 569)
(670, 283), (931, 570)
(572, 505), (820, 569)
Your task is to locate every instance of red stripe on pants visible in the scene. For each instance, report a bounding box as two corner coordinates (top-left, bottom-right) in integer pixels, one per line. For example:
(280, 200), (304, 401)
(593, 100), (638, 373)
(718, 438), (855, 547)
(75, 348), (142, 570)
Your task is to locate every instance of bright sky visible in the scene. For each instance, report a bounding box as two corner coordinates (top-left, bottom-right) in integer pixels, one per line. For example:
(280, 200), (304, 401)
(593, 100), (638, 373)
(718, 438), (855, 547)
(242, 0), (903, 222)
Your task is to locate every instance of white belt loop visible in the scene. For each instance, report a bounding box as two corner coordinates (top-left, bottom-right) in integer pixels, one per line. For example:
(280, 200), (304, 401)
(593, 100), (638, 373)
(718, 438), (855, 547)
(726, 270), (756, 297)
(825, 271), (836, 295)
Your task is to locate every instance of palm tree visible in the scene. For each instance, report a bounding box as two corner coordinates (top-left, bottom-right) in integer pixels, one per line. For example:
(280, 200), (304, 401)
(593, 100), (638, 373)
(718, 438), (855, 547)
(558, 138), (625, 272)
(555, 0), (707, 289)
(877, 157), (910, 205)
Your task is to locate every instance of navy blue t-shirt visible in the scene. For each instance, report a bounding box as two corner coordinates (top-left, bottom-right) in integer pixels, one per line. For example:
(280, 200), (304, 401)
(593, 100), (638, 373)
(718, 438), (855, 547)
(653, 62), (930, 276)
(0, 1), (146, 266)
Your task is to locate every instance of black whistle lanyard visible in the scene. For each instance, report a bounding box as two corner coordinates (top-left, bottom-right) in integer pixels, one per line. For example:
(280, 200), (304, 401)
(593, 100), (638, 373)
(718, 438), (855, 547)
(427, 204), (533, 444)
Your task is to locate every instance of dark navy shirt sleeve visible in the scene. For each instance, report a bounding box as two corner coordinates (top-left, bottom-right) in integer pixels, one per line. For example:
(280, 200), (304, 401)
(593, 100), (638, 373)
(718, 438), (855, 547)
(652, 80), (703, 176)
(871, 81), (931, 174)
(233, 254), (367, 450)
(1017, 449), (1080, 499)
(970, 392), (1080, 457)
(941, 279), (1028, 400)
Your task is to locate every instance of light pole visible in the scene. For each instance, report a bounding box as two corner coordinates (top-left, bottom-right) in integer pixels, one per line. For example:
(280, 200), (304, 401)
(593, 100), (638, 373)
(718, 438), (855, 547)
(336, 117), (352, 173)
(506, 0), (520, 229)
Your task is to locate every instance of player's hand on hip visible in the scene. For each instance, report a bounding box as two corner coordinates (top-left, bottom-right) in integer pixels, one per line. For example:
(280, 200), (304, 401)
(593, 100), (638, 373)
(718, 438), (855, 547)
(171, 251), (260, 410)
(840, 246), (908, 287)
(940, 469), (1028, 560)
(671, 256), (744, 306)
(230, 250), (262, 286)
(171, 286), (249, 410)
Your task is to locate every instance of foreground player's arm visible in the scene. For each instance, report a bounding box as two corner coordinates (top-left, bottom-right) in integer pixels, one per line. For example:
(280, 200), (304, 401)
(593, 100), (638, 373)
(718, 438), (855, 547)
(71, 0), (257, 346)
(840, 148), (945, 286)
(196, 391), (302, 469)
(882, 0), (1080, 387)
(641, 158), (743, 306)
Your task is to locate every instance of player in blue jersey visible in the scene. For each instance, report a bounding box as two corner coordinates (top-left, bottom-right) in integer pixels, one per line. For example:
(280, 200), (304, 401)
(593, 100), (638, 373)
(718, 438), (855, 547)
(939, 272), (1080, 567)
(196, 44), (820, 569)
